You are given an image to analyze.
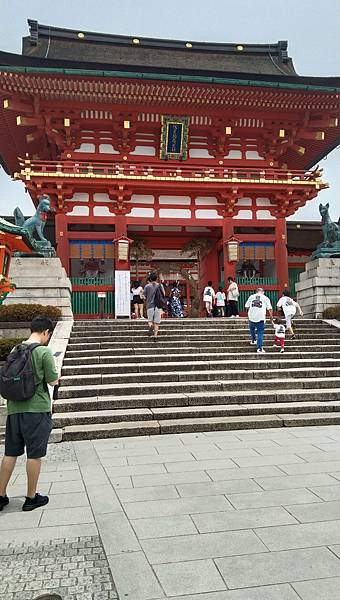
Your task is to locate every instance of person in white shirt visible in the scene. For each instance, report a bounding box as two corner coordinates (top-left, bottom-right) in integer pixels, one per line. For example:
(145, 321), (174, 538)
(215, 286), (226, 317)
(203, 281), (215, 318)
(273, 318), (286, 353)
(245, 288), (273, 353)
(131, 280), (145, 319)
(226, 276), (240, 318)
(277, 290), (303, 337)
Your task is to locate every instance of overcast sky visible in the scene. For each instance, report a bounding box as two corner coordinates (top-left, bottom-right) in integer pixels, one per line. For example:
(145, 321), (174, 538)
(0, 0), (339, 221)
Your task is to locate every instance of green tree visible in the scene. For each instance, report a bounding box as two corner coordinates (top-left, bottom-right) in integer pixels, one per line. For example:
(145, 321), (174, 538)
(181, 238), (213, 314)
(130, 237), (154, 279)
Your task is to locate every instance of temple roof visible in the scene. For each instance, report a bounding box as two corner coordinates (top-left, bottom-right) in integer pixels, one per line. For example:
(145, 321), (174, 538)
(21, 20), (297, 78)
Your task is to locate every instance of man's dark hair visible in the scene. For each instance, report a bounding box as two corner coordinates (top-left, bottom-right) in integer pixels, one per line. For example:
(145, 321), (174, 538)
(149, 272), (158, 282)
(132, 280), (141, 287)
(228, 276), (234, 282)
(31, 316), (54, 334)
(207, 280), (213, 286)
(282, 290), (291, 297)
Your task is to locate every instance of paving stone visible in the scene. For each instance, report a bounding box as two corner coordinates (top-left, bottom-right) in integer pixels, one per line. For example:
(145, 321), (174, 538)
(132, 470), (211, 487)
(215, 547), (340, 589)
(47, 479), (85, 495)
(176, 479), (261, 498)
(330, 545), (340, 558)
(227, 487), (321, 509)
(127, 452), (194, 465)
(310, 484), (340, 501)
(254, 472), (340, 490)
(292, 577), (340, 600)
(86, 484), (123, 514)
(105, 463), (167, 477)
(117, 484), (179, 503)
(207, 465), (284, 481)
(96, 512), (141, 555)
(40, 506), (94, 527)
(141, 529), (267, 564)
(285, 499), (340, 522)
(279, 460), (340, 475)
(131, 514), (198, 539)
(154, 558), (226, 596)
(232, 454), (305, 467)
(192, 506), (298, 533)
(164, 458), (237, 472)
(255, 519), (340, 550)
(0, 523), (98, 545)
(0, 511), (41, 531)
(291, 451), (340, 463)
(124, 494), (233, 519)
(107, 551), (164, 600)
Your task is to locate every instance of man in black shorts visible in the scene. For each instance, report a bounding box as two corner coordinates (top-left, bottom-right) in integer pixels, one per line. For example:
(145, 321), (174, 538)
(0, 316), (58, 512)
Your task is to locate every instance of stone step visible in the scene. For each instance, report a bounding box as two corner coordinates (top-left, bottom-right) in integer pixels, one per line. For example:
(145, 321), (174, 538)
(63, 350), (340, 366)
(64, 343), (340, 359)
(59, 365), (340, 387)
(66, 339), (340, 353)
(61, 357), (340, 377)
(59, 411), (340, 440)
(52, 400), (340, 428)
(72, 318), (326, 329)
(57, 376), (340, 399)
(70, 324), (333, 335)
(69, 331), (339, 343)
(53, 388), (340, 412)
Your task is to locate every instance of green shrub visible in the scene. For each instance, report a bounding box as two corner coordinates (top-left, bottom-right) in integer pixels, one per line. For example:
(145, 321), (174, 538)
(0, 304), (62, 323)
(0, 338), (25, 361)
(323, 306), (340, 319)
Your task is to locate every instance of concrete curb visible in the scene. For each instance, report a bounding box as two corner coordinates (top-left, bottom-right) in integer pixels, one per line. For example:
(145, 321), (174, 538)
(48, 320), (74, 443)
(323, 318), (340, 329)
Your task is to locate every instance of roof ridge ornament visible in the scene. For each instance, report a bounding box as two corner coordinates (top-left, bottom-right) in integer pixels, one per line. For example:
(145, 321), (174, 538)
(28, 19), (39, 46)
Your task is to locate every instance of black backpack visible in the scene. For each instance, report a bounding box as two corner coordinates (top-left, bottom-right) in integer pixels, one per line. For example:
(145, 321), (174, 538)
(154, 284), (167, 310)
(0, 343), (41, 402)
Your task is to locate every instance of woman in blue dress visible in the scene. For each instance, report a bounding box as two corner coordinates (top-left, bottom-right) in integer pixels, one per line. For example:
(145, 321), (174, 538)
(169, 284), (184, 318)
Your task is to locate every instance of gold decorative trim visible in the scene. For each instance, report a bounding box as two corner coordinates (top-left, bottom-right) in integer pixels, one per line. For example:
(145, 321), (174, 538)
(16, 169), (326, 188)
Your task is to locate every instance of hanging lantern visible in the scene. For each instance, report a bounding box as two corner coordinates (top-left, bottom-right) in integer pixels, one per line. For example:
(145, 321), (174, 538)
(114, 236), (132, 262)
(226, 236), (239, 262)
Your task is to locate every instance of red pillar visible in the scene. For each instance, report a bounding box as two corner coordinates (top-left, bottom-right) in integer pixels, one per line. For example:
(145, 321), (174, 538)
(275, 217), (289, 293)
(55, 213), (69, 274)
(222, 218), (236, 284)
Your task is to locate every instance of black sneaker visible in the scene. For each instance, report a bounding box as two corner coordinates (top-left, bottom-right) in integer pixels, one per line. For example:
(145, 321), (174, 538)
(22, 493), (49, 512)
(148, 328), (153, 336)
(0, 495), (9, 511)
(153, 336), (158, 343)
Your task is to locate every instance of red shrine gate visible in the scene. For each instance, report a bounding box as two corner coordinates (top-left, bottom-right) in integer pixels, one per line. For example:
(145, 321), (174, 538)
(0, 21), (339, 317)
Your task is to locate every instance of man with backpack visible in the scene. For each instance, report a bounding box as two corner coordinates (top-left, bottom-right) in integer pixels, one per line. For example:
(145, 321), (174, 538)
(143, 272), (166, 342)
(0, 316), (58, 512)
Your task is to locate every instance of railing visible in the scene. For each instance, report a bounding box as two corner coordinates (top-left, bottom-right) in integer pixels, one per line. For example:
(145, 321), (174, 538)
(72, 290), (114, 316)
(70, 276), (114, 286)
(236, 277), (278, 286)
(18, 159), (324, 187)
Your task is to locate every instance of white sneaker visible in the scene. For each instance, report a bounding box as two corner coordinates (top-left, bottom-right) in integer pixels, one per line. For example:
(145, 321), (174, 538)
(250, 340), (257, 345)
(235, 315), (240, 318)
(280, 348), (285, 353)
(257, 348), (266, 353)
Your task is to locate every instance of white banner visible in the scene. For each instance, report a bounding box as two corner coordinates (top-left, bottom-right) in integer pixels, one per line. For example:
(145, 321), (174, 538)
(115, 270), (131, 318)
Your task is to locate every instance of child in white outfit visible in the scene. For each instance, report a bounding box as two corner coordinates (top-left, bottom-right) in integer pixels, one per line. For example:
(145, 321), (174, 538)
(273, 318), (286, 352)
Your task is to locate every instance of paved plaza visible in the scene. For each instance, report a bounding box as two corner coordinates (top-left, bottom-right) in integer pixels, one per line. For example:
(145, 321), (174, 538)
(1, 426), (340, 599)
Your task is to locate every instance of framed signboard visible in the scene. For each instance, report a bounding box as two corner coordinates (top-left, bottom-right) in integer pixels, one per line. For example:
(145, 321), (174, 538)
(160, 116), (189, 160)
(115, 270), (131, 318)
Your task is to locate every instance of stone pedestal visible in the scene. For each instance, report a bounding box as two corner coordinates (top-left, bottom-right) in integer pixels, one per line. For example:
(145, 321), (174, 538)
(296, 258), (340, 318)
(4, 257), (73, 320)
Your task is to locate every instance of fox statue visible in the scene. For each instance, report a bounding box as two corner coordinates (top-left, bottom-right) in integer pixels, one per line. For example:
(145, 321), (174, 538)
(14, 194), (53, 246)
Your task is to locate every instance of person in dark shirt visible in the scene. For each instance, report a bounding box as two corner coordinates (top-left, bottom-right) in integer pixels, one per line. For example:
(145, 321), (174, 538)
(143, 272), (165, 342)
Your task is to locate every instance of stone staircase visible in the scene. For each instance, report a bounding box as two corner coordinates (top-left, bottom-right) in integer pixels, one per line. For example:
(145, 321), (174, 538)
(53, 318), (340, 440)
